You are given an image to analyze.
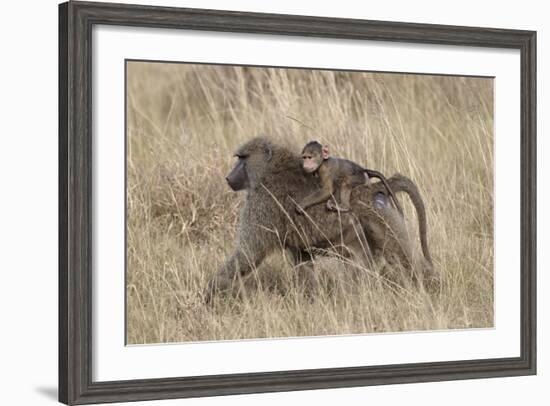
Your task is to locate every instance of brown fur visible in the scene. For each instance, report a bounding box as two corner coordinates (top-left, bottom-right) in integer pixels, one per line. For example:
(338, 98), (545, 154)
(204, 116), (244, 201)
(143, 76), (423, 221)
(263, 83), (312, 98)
(206, 137), (438, 301)
(298, 140), (403, 215)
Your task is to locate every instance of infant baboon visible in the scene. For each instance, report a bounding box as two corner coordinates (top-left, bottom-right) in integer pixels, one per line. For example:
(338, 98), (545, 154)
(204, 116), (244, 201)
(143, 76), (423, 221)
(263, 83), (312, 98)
(298, 141), (403, 215)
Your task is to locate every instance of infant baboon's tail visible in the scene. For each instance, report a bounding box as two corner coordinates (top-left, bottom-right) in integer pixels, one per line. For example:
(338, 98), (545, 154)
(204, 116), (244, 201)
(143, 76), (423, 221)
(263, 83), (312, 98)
(364, 168), (404, 216)
(387, 174), (433, 266)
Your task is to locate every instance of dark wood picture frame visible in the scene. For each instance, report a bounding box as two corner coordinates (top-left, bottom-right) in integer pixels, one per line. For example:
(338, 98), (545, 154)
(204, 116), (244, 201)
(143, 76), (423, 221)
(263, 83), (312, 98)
(59, 1), (536, 404)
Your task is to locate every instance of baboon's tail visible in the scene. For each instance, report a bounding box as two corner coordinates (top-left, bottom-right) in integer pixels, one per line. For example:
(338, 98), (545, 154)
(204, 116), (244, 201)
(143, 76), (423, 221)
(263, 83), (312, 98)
(364, 168), (404, 216)
(387, 174), (433, 266)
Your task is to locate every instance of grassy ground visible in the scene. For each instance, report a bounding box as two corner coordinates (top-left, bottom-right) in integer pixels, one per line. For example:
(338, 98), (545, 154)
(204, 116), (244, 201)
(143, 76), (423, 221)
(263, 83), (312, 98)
(126, 61), (494, 344)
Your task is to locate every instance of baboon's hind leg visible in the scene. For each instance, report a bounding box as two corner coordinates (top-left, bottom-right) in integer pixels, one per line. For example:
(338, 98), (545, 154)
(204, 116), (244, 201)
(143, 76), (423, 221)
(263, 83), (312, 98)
(363, 192), (415, 278)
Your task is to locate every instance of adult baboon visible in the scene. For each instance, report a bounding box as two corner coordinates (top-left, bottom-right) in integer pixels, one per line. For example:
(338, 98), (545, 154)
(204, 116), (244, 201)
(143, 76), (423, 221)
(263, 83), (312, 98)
(206, 136), (437, 301)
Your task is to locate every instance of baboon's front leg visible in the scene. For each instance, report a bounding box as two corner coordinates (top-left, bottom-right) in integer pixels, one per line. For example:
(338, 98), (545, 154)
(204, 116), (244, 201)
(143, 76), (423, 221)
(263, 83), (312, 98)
(287, 247), (320, 298)
(297, 188), (333, 213)
(205, 244), (267, 302)
(297, 173), (335, 213)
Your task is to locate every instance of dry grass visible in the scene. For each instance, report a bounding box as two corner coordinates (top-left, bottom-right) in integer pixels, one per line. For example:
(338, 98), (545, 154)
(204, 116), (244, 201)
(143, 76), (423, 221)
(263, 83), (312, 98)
(126, 61), (494, 344)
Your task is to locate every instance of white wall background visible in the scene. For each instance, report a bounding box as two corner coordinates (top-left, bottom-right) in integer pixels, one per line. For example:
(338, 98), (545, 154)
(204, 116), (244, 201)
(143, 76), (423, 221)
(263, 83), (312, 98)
(0, 0), (546, 405)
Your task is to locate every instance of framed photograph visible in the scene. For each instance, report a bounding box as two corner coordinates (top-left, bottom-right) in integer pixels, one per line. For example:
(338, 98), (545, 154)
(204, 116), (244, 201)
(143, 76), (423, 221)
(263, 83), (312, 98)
(59, 1), (536, 404)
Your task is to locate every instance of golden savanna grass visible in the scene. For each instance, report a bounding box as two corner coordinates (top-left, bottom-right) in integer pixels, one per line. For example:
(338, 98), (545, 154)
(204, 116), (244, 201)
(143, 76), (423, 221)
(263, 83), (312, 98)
(126, 61), (494, 344)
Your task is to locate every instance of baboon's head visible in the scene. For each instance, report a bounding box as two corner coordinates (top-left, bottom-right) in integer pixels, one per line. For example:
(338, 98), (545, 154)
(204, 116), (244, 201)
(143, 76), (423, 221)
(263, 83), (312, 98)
(226, 137), (273, 191)
(301, 140), (329, 173)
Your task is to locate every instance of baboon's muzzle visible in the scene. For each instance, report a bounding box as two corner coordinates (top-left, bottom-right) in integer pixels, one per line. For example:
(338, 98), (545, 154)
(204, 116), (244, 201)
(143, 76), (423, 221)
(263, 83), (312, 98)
(226, 160), (247, 191)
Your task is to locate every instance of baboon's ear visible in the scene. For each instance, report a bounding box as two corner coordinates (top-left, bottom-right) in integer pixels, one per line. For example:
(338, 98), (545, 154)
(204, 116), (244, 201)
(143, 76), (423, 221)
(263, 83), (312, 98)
(265, 145), (273, 161)
(322, 145), (330, 160)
